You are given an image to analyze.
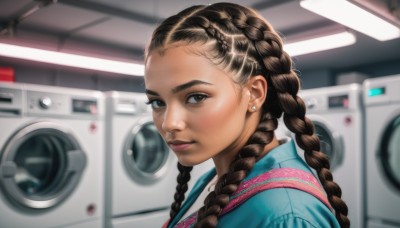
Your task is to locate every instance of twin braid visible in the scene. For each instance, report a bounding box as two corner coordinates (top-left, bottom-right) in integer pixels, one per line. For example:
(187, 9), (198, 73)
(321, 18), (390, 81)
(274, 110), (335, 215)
(169, 163), (193, 220)
(226, 6), (351, 228)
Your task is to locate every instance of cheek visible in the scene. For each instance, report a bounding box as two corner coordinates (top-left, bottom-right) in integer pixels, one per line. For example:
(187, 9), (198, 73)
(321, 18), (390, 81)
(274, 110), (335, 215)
(194, 95), (244, 133)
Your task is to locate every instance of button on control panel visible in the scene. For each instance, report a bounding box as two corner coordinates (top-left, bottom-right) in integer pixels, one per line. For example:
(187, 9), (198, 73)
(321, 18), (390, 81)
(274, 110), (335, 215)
(39, 96), (52, 109)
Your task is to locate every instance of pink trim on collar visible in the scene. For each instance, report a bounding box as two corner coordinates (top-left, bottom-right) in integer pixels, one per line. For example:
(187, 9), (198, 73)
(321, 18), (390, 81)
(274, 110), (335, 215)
(173, 168), (331, 228)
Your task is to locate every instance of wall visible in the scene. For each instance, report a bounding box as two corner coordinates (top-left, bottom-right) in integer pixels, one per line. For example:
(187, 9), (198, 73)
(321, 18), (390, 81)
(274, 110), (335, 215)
(300, 58), (400, 89)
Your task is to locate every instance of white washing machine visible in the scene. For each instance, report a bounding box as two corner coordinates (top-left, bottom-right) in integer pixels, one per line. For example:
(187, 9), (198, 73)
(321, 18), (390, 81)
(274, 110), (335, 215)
(298, 83), (364, 228)
(104, 91), (214, 228)
(104, 91), (178, 228)
(364, 75), (400, 228)
(0, 82), (104, 228)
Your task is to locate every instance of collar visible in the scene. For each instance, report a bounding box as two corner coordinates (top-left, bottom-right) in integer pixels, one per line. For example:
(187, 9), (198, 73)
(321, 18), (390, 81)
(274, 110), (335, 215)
(169, 138), (297, 227)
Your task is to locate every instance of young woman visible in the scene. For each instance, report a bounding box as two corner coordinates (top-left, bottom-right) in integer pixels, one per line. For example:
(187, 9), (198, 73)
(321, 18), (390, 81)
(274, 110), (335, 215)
(144, 2), (349, 228)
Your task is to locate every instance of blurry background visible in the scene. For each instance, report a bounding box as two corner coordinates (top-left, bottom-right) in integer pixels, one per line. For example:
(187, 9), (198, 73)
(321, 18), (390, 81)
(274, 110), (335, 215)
(1, 1), (400, 228)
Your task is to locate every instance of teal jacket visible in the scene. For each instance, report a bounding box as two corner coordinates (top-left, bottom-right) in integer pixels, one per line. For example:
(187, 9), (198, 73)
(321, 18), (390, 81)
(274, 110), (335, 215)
(168, 139), (340, 227)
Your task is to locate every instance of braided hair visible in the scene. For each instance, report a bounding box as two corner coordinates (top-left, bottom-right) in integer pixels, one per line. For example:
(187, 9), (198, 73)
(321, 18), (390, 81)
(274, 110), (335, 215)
(145, 3), (350, 228)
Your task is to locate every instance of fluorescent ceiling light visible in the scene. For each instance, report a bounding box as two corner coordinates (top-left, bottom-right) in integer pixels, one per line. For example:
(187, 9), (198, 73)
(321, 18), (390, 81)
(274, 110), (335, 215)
(300, 0), (400, 41)
(0, 32), (354, 74)
(0, 43), (144, 76)
(285, 31), (356, 56)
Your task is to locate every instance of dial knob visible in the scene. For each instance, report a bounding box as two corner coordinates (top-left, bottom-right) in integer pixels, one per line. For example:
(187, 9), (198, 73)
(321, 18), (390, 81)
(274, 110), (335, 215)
(39, 96), (52, 109)
(305, 98), (317, 109)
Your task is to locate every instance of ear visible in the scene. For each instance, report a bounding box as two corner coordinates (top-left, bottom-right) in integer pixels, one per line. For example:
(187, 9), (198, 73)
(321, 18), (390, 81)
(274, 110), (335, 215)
(246, 75), (267, 113)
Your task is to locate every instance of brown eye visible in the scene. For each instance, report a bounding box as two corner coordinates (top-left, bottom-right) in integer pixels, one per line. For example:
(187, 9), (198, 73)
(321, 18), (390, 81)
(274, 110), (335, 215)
(146, 99), (165, 109)
(187, 94), (208, 104)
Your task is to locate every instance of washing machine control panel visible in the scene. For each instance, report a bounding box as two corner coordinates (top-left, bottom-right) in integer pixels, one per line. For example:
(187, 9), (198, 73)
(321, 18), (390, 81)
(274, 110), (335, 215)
(115, 97), (148, 115)
(27, 91), (68, 115)
(27, 90), (99, 117)
(304, 93), (353, 112)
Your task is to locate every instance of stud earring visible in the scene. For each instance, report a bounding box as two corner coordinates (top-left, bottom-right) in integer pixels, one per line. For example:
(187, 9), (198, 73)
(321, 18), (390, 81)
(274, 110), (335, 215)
(251, 105), (257, 111)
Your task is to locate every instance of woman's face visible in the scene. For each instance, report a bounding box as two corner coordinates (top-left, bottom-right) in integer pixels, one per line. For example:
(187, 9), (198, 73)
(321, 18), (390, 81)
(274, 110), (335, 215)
(144, 46), (254, 166)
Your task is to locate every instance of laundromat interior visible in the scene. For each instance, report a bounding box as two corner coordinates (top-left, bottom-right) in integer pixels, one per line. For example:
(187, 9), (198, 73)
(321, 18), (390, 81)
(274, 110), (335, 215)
(1, 0), (400, 228)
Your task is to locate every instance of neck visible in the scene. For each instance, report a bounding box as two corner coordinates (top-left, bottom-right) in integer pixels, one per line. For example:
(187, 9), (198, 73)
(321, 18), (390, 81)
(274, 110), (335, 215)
(212, 136), (280, 178)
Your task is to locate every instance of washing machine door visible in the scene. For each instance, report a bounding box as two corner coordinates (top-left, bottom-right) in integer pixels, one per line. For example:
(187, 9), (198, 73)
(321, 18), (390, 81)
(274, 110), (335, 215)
(312, 120), (344, 170)
(0, 121), (86, 211)
(379, 115), (400, 191)
(123, 116), (173, 185)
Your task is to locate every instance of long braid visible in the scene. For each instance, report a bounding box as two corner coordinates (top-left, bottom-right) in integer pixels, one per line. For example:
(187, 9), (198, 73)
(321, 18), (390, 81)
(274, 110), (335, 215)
(225, 5), (351, 227)
(169, 163), (193, 222)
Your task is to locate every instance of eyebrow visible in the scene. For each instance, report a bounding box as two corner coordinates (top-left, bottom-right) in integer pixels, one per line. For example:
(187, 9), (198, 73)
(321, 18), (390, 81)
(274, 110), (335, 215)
(145, 80), (213, 96)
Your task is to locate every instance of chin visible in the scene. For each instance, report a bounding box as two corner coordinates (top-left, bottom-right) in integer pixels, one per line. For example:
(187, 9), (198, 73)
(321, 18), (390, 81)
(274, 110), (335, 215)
(177, 155), (205, 167)
(177, 159), (197, 167)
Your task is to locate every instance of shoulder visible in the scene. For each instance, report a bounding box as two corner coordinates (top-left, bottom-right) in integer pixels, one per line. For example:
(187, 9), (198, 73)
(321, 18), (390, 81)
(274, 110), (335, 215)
(218, 187), (339, 228)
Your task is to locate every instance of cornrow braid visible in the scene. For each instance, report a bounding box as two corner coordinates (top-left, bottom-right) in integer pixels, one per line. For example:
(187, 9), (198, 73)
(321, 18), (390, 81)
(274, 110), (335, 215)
(169, 163), (193, 222)
(205, 25), (229, 51)
(222, 5), (351, 227)
(169, 10), (262, 82)
(146, 5), (205, 56)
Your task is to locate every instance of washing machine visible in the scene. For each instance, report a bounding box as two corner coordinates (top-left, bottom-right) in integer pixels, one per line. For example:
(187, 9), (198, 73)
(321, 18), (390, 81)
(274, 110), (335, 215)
(364, 75), (400, 228)
(0, 82), (104, 228)
(298, 83), (364, 228)
(104, 91), (178, 228)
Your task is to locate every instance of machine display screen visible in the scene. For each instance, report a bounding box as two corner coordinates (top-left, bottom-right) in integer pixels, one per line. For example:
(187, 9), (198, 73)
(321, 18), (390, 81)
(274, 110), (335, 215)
(328, 94), (349, 109)
(72, 99), (97, 114)
(368, 87), (386, 97)
(0, 96), (12, 103)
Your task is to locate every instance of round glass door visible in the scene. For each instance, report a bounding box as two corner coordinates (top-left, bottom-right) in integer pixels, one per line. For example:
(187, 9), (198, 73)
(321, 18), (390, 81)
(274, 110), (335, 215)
(15, 134), (66, 196)
(0, 121), (86, 210)
(313, 121), (343, 170)
(124, 118), (172, 185)
(380, 115), (400, 190)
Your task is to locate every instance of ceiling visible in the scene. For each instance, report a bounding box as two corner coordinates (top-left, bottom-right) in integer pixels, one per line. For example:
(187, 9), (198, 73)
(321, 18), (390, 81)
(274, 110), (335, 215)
(0, 0), (400, 73)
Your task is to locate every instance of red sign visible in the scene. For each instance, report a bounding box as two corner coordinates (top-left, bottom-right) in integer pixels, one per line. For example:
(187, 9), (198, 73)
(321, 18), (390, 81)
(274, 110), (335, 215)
(0, 66), (15, 82)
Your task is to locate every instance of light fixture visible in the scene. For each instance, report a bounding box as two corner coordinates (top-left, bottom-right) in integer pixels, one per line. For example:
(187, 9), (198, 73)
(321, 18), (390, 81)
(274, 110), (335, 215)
(0, 30), (354, 73)
(284, 31), (356, 56)
(300, 0), (400, 41)
(0, 43), (145, 76)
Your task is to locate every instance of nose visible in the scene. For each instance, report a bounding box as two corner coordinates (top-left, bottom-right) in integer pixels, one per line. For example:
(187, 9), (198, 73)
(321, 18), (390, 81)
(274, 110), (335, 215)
(161, 106), (186, 133)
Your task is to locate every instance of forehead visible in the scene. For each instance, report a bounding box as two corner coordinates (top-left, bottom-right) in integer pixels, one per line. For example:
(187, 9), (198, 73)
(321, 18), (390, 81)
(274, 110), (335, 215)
(144, 46), (234, 88)
(146, 46), (203, 75)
